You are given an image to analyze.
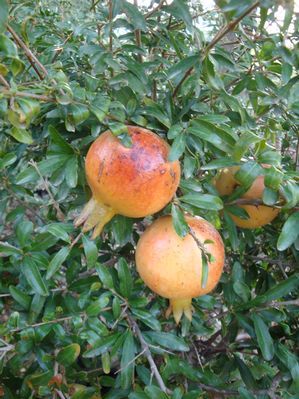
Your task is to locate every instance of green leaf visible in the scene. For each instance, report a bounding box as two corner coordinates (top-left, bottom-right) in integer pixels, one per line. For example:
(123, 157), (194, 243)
(144, 386), (168, 399)
(167, 0), (193, 31)
(65, 156), (78, 188)
(120, 330), (136, 389)
(251, 314), (274, 361)
(0, 0), (8, 34)
(57, 343), (80, 366)
(83, 333), (121, 358)
(277, 212), (299, 251)
(201, 158), (239, 170)
(46, 246), (70, 280)
(257, 149), (281, 166)
(201, 253), (209, 289)
(233, 131), (261, 161)
(262, 187), (278, 206)
(235, 356), (257, 389)
(0, 152), (17, 169)
(0, 34), (18, 56)
(234, 162), (263, 188)
(95, 264), (114, 289)
(48, 125), (74, 154)
(246, 274), (299, 308)
(90, 96), (111, 122)
(167, 55), (199, 81)
(168, 133), (186, 161)
(276, 343), (299, 390)
(9, 286), (31, 310)
(121, 0), (147, 31)
(188, 119), (235, 153)
(111, 215), (134, 246)
(223, 211), (239, 251)
(68, 104), (90, 126)
(16, 220), (33, 248)
(118, 258), (133, 298)
(8, 127), (33, 144)
(143, 331), (189, 352)
(264, 167), (283, 190)
(23, 257), (49, 296)
(131, 309), (161, 331)
(46, 223), (70, 243)
(11, 57), (25, 76)
(171, 204), (189, 238)
(0, 241), (23, 256)
(180, 193), (223, 211)
(82, 235), (98, 268)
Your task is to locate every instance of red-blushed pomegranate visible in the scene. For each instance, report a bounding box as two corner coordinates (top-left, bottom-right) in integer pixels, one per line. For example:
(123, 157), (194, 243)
(214, 165), (280, 228)
(74, 126), (180, 238)
(135, 215), (225, 323)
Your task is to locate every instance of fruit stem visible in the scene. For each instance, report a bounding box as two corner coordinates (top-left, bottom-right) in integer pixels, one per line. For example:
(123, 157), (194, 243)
(166, 298), (193, 324)
(74, 197), (116, 239)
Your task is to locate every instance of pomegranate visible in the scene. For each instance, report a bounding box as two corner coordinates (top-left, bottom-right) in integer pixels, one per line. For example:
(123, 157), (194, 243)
(214, 165), (280, 228)
(74, 126), (180, 238)
(135, 215), (225, 323)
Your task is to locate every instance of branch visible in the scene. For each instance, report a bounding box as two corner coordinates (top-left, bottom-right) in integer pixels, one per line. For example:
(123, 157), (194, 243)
(0, 88), (55, 102)
(203, 1), (260, 56)
(7, 25), (48, 80)
(126, 313), (172, 395)
(0, 73), (10, 88)
(226, 198), (282, 207)
(172, 1), (260, 98)
(145, 0), (166, 19)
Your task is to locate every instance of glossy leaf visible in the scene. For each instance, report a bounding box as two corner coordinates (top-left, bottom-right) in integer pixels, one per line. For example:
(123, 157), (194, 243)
(23, 257), (49, 296)
(46, 246), (70, 280)
(277, 212), (299, 251)
(252, 314), (274, 361)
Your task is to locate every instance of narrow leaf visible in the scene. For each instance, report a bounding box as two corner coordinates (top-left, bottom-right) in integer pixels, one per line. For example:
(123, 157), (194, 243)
(252, 313), (274, 361)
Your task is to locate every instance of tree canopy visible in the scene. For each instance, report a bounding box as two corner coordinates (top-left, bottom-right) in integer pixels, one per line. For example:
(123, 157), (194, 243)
(0, 0), (298, 398)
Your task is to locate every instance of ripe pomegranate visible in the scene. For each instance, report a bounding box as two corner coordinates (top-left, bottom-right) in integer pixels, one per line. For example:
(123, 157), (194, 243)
(75, 126), (180, 238)
(135, 215), (225, 323)
(214, 165), (280, 228)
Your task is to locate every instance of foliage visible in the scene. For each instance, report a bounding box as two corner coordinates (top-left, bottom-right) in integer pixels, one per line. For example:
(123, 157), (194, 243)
(0, 0), (298, 398)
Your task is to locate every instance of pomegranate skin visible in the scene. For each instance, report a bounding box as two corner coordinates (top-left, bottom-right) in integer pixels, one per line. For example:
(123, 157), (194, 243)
(135, 215), (225, 323)
(85, 126), (180, 218)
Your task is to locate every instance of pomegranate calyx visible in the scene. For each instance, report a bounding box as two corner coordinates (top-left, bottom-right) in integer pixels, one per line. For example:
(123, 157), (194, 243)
(74, 197), (115, 239)
(166, 298), (193, 324)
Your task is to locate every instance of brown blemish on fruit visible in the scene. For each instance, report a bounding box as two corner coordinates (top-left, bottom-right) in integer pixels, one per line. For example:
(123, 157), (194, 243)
(84, 125), (181, 218)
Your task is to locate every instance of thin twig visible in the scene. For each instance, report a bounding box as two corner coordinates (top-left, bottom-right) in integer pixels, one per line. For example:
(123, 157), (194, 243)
(126, 313), (171, 395)
(7, 25), (48, 79)
(145, 0), (166, 19)
(0, 73), (10, 88)
(28, 160), (65, 221)
(0, 88), (55, 102)
(69, 232), (83, 250)
(172, 1), (260, 98)
(54, 390), (66, 399)
(204, 1), (260, 56)
(114, 348), (146, 374)
(51, 33), (73, 63)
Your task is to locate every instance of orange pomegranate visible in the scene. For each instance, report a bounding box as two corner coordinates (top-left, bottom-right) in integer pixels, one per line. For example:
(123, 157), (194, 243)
(214, 165), (280, 228)
(75, 126), (180, 238)
(135, 215), (225, 323)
